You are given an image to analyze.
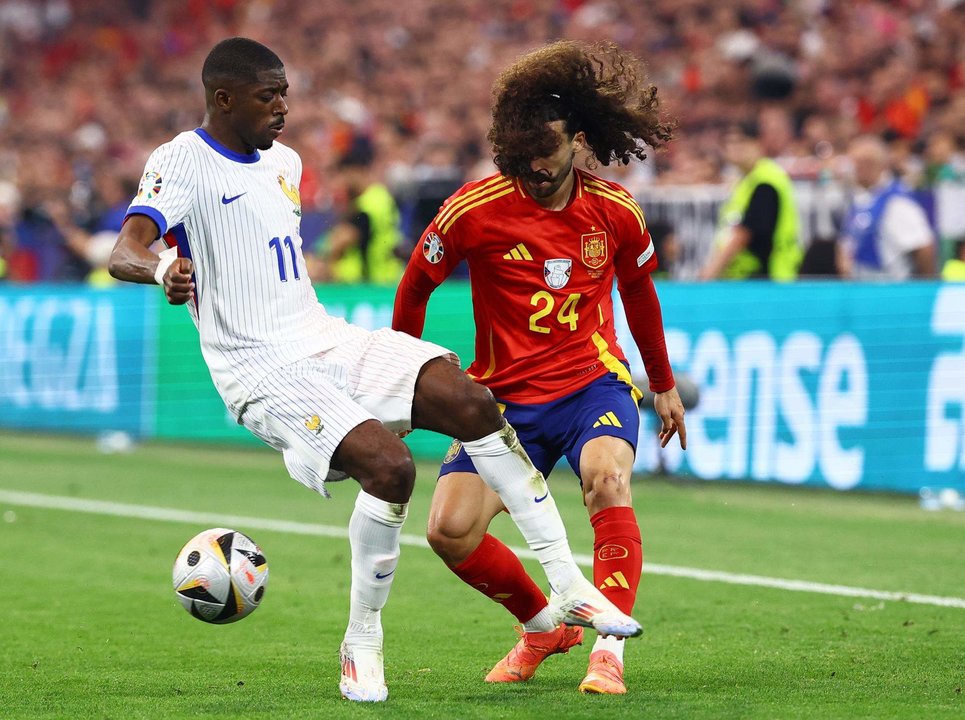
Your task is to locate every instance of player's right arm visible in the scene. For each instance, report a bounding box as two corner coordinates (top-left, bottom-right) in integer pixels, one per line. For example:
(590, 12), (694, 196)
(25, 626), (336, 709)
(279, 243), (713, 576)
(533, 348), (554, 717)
(109, 215), (195, 305)
(392, 215), (465, 338)
(109, 139), (197, 304)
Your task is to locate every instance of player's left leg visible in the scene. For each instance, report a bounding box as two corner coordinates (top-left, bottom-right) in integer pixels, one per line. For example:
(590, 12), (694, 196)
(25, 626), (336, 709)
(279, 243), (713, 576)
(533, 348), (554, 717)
(558, 372), (643, 695)
(577, 434), (640, 695)
(411, 356), (641, 639)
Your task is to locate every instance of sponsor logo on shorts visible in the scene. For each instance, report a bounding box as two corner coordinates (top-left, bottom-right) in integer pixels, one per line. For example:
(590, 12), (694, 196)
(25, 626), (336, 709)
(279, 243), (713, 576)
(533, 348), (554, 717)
(305, 415), (324, 435)
(443, 439), (462, 463)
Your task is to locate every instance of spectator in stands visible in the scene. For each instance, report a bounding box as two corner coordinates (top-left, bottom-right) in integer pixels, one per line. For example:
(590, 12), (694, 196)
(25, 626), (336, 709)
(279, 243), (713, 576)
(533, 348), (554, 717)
(699, 120), (802, 281)
(2, 0), (965, 281)
(306, 138), (404, 284)
(941, 240), (965, 282)
(838, 135), (937, 280)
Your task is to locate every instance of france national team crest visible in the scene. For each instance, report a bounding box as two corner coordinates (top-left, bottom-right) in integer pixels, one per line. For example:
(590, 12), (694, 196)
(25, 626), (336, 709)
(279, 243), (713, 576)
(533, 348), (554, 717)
(137, 171), (162, 200)
(581, 231), (608, 269)
(544, 258), (572, 289)
(423, 232), (444, 264)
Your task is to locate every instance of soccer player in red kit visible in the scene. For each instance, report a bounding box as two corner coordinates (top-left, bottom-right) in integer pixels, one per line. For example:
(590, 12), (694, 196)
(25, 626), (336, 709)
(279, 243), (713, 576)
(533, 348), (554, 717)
(393, 41), (687, 695)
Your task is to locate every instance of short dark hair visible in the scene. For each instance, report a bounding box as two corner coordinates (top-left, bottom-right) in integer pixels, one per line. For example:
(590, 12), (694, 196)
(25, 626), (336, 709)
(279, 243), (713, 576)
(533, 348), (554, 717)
(201, 37), (283, 89)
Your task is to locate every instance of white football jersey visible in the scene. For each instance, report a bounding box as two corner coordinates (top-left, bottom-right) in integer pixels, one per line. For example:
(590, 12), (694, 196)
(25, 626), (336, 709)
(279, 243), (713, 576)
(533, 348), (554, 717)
(127, 129), (352, 416)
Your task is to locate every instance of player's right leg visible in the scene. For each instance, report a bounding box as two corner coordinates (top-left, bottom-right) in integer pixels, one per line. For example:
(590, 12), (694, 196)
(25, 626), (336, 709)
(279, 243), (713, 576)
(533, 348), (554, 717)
(411, 357), (642, 639)
(239, 360), (417, 703)
(427, 468), (583, 682)
(330, 420), (418, 703)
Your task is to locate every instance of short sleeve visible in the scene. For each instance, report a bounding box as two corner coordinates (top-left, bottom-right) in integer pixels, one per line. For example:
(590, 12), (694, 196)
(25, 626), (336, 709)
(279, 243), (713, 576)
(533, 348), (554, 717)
(126, 141), (197, 238)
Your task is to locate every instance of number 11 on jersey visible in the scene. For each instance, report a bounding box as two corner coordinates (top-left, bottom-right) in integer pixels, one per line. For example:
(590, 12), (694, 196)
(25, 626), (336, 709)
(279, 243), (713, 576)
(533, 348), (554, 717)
(269, 236), (300, 282)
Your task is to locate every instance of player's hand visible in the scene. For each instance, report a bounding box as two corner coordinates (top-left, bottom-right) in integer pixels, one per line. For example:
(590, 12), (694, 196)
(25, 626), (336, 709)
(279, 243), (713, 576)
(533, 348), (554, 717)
(164, 257), (195, 305)
(654, 385), (687, 450)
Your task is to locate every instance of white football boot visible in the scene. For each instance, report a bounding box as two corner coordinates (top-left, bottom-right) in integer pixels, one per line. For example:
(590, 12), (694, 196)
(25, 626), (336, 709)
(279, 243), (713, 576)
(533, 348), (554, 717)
(339, 637), (388, 702)
(550, 578), (643, 638)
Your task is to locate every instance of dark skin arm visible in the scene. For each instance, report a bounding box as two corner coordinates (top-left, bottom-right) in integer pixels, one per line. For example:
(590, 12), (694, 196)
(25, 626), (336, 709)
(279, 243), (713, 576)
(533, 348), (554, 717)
(108, 214), (195, 305)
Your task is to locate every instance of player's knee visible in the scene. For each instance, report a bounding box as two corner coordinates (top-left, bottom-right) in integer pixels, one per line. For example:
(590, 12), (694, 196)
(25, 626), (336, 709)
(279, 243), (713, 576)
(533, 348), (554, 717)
(584, 470), (630, 511)
(426, 518), (477, 566)
(452, 382), (503, 440)
(360, 450), (416, 503)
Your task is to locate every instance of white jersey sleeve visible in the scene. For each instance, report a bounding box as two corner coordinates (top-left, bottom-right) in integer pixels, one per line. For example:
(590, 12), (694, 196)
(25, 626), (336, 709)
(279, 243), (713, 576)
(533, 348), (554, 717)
(128, 140), (198, 238)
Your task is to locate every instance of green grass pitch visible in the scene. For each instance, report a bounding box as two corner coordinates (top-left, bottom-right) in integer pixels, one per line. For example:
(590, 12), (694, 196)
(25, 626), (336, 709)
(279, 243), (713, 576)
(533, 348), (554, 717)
(1, 431), (963, 719)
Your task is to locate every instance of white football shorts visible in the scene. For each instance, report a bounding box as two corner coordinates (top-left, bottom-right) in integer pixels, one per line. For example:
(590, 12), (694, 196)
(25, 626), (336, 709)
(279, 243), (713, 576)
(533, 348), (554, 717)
(238, 326), (455, 497)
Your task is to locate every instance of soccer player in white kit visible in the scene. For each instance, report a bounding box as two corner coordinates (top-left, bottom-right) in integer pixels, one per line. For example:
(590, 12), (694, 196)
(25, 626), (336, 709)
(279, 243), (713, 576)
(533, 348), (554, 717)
(108, 37), (642, 703)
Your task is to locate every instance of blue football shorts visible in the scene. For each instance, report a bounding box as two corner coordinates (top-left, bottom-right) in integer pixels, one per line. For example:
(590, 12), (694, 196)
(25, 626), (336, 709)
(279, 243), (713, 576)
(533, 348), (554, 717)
(440, 368), (641, 482)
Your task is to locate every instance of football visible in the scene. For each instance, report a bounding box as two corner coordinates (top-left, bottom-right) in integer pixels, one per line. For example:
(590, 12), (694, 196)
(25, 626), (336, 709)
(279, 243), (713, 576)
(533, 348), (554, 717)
(172, 528), (269, 624)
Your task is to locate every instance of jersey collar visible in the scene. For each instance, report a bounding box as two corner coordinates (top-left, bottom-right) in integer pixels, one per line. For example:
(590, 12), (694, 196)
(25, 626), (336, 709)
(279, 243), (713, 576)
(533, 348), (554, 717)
(194, 128), (261, 164)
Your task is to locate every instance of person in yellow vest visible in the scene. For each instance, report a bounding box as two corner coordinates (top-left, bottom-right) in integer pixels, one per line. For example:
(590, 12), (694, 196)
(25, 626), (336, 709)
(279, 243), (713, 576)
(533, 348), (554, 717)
(943, 240), (965, 281)
(311, 140), (404, 284)
(699, 120), (802, 280)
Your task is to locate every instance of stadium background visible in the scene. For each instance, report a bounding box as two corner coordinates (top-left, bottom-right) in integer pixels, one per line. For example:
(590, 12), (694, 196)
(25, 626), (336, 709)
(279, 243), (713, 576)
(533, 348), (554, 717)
(2, 3), (965, 719)
(1, 0), (964, 497)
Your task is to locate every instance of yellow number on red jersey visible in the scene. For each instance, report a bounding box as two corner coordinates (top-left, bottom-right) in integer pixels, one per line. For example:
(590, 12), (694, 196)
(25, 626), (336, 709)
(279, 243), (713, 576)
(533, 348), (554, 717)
(529, 292), (581, 334)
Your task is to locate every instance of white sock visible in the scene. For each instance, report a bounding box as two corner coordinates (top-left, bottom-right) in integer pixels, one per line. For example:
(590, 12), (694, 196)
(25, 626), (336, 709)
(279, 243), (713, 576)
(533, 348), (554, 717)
(522, 606), (558, 633)
(462, 424), (583, 594)
(592, 634), (625, 662)
(345, 490), (408, 642)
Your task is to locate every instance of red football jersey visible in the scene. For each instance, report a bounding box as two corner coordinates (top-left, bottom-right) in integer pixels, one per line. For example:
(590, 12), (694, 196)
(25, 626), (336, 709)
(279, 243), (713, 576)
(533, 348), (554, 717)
(394, 169), (669, 403)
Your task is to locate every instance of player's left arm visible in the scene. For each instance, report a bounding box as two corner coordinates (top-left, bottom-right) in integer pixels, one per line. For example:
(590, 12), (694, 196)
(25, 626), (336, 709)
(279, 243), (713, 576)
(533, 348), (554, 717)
(615, 223), (687, 449)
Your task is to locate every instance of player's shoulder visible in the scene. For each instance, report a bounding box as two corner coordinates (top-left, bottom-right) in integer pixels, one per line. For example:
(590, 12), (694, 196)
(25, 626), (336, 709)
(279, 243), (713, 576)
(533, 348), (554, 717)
(578, 169), (646, 232)
(149, 130), (202, 157)
(433, 172), (519, 236)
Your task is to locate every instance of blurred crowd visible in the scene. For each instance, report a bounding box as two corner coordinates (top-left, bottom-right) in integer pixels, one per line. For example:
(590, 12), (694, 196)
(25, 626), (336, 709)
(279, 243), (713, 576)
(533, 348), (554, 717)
(1, 0), (964, 283)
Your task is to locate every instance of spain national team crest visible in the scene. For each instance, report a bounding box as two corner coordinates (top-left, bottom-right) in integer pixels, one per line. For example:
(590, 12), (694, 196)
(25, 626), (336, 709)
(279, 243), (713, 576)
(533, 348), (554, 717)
(423, 232), (444, 264)
(543, 258), (572, 289)
(137, 171), (162, 200)
(581, 231), (608, 269)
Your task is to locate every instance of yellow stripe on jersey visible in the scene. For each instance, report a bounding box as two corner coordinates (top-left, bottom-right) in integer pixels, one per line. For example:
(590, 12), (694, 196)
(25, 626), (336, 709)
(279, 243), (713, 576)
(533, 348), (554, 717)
(517, 243), (533, 260)
(440, 186), (516, 235)
(584, 177), (635, 201)
(591, 331), (643, 403)
(434, 175), (510, 227)
(479, 328), (497, 380)
(435, 177), (514, 233)
(583, 185), (646, 234)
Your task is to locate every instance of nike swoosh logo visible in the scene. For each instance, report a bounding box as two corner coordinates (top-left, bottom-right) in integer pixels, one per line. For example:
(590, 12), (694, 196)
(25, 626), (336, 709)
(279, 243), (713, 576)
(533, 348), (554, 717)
(534, 491), (549, 503)
(375, 569), (395, 579)
(221, 192), (247, 205)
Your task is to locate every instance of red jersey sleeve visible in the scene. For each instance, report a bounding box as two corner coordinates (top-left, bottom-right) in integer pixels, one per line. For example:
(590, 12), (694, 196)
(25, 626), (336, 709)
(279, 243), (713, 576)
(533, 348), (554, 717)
(392, 213), (466, 338)
(614, 216), (675, 393)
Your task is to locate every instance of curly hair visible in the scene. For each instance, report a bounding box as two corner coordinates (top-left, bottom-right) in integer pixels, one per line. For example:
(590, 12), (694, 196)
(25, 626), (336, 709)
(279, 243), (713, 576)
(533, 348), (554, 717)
(488, 40), (674, 180)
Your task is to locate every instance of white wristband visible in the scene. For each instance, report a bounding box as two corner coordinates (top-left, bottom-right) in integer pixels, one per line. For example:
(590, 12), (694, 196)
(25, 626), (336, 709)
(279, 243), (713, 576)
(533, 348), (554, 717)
(153, 249), (177, 285)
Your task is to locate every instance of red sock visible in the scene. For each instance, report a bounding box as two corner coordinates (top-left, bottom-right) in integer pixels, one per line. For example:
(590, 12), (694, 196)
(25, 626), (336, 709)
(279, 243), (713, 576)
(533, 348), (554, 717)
(591, 506), (643, 614)
(451, 533), (548, 624)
